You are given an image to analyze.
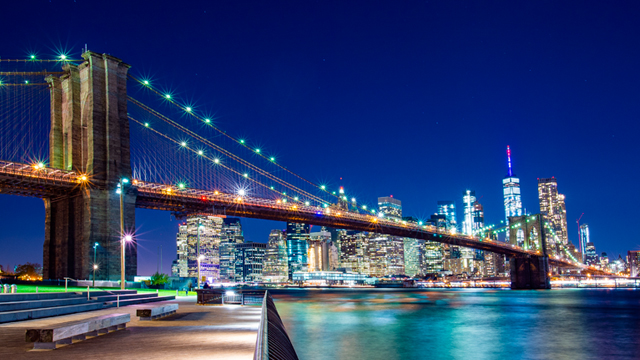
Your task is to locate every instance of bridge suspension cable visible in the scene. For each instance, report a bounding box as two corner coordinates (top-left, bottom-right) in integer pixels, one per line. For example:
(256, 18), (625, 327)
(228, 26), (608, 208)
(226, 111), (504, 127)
(128, 75), (340, 202)
(127, 96), (330, 205)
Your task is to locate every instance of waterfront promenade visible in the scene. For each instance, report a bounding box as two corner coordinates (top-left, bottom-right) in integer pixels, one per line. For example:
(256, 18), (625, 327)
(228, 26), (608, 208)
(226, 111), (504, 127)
(0, 296), (261, 359)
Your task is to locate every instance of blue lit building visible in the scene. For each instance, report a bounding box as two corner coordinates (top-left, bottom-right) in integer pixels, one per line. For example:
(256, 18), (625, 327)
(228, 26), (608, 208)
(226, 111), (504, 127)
(437, 200), (457, 233)
(286, 222), (310, 280)
(378, 196), (402, 220)
(503, 146), (523, 226)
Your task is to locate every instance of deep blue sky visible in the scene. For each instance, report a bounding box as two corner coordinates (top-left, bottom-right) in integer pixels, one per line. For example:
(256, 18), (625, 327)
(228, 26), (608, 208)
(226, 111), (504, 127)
(1, 1), (639, 275)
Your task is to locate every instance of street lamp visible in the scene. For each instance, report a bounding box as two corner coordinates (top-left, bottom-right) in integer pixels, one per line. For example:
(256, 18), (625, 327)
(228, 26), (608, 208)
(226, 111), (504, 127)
(197, 220), (203, 289)
(119, 177), (130, 290)
(93, 242), (99, 287)
(198, 255), (205, 289)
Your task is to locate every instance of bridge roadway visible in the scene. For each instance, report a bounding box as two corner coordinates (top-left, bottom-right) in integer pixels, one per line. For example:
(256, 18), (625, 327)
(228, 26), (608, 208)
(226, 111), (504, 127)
(0, 160), (585, 269)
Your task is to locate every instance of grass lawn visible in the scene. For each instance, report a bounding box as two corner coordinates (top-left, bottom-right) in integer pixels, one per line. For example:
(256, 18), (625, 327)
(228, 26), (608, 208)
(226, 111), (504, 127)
(11, 284), (194, 297)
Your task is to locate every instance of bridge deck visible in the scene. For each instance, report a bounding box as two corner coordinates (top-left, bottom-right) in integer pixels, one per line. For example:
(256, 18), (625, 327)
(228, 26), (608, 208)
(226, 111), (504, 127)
(0, 162), (587, 269)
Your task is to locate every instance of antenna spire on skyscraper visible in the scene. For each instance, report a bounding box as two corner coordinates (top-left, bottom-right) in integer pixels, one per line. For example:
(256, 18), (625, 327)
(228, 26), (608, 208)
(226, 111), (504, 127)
(507, 145), (513, 177)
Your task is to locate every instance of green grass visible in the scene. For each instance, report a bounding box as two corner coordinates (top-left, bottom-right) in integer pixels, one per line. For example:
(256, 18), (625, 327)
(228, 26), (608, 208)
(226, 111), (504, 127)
(13, 284), (195, 297)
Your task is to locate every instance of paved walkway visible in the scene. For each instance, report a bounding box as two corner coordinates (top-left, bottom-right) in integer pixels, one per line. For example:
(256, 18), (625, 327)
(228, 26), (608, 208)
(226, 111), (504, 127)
(0, 297), (262, 360)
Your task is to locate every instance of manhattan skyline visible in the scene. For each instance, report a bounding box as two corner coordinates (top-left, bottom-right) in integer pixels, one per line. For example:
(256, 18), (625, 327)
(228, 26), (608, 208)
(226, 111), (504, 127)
(1, 1), (639, 275)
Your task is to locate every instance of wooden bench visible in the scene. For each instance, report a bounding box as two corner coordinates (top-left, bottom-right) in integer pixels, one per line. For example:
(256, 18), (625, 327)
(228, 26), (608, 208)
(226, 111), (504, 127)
(136, 303), (179, 320)
(25, 313), (130, 350)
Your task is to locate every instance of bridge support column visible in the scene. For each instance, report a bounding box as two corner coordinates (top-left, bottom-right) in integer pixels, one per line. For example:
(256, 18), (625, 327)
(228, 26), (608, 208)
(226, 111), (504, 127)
(43, 52), (136, 281)
(510, 255), (551, 289)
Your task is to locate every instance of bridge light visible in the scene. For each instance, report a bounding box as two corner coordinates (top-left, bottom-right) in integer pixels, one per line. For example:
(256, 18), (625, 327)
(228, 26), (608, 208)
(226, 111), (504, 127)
(323, 204), (328, 208)
(320, 185), (326, 190)
(198, 150), (204, 155)
(238, 189), (245, 196)
(270, 157), (275, 161)
(186, 107), (192, 112)
(180, 141), (187, 147)
(213, 158), (219, 164)
(25, 80), (29, 84)
(239, 139), (245, 144)
(351, 197), (356, 202)
(124, 235), (132, 242)
(178, 183), (185, 189)
(243, 173), (248, 178)
(255, 148), (261, 153)
(144, 122), (149, 127)
(419, 221), (423, 225)
(143, 80), (149, 85)
(121, 178), (129, 184)
(214, 190), (219, 195)
(305, 201), (310, 206)
(362, 205), (367, 210)
(294, 197), (299, 201)
(205, 118), (211, 123)
(270, 186), (274, 190)
(29, 54), (36, 60)
(79, 175), (88, 182)
(282, 199), (287, 203)
(59, 54), (67, 60)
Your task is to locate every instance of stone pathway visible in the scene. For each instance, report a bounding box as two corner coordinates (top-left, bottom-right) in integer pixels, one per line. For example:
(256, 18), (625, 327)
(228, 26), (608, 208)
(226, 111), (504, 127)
(0, 297), (261, 360)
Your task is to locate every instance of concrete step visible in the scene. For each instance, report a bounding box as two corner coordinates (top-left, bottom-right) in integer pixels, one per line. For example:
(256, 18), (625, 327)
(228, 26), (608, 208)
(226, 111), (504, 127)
(0, 297), (90, 312)
(105, 295), (176, 307)
(91, 293), (158, 302)
(0, 292), (86, 303)
(0, 302), (106, 324)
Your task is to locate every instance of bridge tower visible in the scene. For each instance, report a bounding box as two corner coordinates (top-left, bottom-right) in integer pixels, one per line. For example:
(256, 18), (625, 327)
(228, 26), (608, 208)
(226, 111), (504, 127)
(508, 214), (551, 289)
(43, 51), (137, 281)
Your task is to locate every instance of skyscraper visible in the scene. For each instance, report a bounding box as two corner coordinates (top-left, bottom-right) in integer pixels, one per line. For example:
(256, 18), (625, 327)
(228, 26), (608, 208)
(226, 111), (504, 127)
(503, 146), (523, 226)
(233, 242), (267, 282)
(538, 177), (569, 245)
(263, 230), (289, 283)
(337, 230), (371, 275)
(308, 230), (332, 272)
(378, 196), (402, 220)
(173, 215), (224, 281)
(286, 222), (310, 279)
(437, 200), (457, 233)
(585, 242), (598, 265)
(462, 190), (477, 236)
(219, 218), (244, 282)
(579, 223), (589, 262)
(629, 250), (640, 277)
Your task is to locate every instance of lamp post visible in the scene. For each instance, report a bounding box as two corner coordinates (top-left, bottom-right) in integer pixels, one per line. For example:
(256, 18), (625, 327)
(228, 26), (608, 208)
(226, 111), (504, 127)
(197, 219), (202, 289)
(198, 255), (204, 289)
(119, 177), (129, 290)
(93, 242), (99, 287)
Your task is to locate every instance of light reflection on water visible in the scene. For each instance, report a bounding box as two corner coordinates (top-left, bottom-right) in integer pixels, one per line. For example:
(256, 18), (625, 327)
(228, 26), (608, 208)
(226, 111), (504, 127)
(271, 289), (640, 360)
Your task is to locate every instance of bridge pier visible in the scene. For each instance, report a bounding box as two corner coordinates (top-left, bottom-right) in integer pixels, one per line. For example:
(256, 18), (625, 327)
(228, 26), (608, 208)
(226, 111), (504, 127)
(43, 52), (136, 281)
(509, 255), (551, 289)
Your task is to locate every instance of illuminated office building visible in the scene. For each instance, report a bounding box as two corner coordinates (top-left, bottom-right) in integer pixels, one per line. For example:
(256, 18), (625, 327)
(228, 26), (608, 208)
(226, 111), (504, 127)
(233, 242), (267, 282)
(585, 242), (598, 266)
(308, 230), (332, 272)
(538, 177), (569, 245)
(368, 235), (405, 277)
(423, 214), (447, 273)
(378, 196), (402, 220)
(173, 215), (224, 281)
(263, 230), (288, 283)
(219, 218), (244, 282)
(503, 146), (523, 227)
(462, 190), (477, 236)
(629, 251), (640, 277)
(337, 230), (371, 275)
(579, 224), (589, 262)
(286, 222), (310, 279)
(437, 201), (457, 233)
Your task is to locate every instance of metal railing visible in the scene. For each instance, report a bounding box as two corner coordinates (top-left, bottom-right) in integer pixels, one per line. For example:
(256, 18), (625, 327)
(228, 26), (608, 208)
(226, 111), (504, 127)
(254, 291), (298, 360)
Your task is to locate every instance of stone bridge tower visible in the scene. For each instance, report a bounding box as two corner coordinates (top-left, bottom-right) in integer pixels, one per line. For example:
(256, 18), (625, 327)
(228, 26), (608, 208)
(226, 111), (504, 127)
(507, 214), (550, 289)
(43, 51), (137, 281)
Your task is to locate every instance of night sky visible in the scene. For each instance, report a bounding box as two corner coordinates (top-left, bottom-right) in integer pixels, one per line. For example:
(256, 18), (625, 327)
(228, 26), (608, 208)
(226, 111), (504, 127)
(1, 1), (639, 275)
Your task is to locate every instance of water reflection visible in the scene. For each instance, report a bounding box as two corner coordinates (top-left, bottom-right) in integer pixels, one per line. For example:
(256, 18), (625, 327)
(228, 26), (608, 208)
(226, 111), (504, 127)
(271, 289), (640, 360)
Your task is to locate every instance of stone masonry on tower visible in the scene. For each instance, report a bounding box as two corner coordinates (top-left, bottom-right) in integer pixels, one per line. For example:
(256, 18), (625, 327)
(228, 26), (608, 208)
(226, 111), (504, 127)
(43, 52), (137, 281)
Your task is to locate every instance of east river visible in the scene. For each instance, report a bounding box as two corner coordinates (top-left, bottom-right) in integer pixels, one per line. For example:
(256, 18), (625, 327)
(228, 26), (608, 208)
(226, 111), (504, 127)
(272, 289), (640, 360)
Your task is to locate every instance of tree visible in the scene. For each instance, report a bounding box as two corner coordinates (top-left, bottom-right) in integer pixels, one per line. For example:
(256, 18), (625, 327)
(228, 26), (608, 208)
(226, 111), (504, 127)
(15, 263), (42, 281)
(150, 272), (169, 286)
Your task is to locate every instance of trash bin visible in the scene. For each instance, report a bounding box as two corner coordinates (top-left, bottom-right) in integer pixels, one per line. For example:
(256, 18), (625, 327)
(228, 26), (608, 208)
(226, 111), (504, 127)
(10, 284), (17, 293)
(2, 284), (9, 294)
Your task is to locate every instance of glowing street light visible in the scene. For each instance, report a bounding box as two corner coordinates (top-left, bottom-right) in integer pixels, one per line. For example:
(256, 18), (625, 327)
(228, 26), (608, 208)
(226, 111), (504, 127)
(119, 177), (131, 290)
(93, 242), (99, 287)
(238, 189), (246, 196)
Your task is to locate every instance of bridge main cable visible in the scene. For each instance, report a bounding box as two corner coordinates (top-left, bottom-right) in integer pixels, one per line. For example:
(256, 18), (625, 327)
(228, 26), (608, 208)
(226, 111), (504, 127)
(127, 97), (330, 205)
(128, 74), (340, 202)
